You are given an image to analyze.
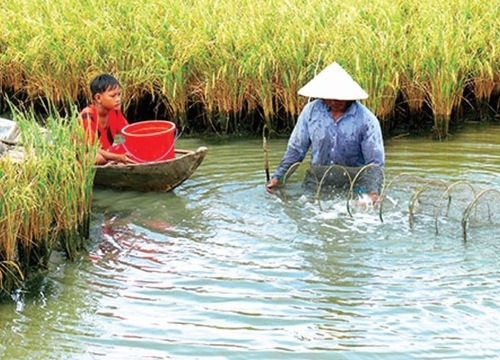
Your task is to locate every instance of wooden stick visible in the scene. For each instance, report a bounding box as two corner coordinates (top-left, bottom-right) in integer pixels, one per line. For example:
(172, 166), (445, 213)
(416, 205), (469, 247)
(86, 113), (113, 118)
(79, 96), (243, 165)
(263, 124), (270, 183)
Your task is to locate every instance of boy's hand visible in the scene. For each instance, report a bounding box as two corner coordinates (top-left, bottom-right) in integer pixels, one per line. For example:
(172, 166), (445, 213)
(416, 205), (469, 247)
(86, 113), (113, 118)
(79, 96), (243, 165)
(116, 153), (137, 164)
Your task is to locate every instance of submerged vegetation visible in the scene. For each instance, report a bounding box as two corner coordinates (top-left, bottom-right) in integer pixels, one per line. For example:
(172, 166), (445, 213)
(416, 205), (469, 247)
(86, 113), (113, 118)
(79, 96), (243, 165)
(0, 109), (95, 300)
(0, 0), (499, 138)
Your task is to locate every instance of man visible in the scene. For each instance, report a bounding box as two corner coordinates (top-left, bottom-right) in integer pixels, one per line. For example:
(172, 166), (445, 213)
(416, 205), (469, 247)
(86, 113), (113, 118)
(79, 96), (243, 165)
(266, 62), (385, 203)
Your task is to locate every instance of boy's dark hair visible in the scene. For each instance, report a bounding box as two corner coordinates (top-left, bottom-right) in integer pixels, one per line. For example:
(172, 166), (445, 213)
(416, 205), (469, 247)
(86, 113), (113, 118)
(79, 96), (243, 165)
(90, 74), (120, 98)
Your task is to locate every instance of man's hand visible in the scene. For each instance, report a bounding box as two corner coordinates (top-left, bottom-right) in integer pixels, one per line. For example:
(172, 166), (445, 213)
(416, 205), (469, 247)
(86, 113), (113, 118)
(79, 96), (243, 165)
(368, 192), (379, 205)
(266, 177), (281, 193)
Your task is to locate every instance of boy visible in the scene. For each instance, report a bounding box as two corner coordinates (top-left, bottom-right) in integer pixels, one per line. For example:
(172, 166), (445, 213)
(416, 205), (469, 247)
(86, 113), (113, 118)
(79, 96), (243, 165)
(80, 74), (136, 165)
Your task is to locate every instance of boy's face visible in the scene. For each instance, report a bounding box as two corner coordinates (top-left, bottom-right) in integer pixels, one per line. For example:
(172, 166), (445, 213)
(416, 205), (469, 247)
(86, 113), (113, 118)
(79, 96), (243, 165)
(95, 85), (121, 111)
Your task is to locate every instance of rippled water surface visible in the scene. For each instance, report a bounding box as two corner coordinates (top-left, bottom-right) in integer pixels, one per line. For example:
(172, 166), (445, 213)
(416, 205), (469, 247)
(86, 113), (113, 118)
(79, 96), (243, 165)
(1, 123), (499, 359)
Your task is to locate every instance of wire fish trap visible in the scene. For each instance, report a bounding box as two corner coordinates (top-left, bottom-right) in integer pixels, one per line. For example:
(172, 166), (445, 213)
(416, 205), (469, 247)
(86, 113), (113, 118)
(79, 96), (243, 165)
(271, 161), (303, 203)
(434, 180), (477, 235)
(381, 176), (499, 240)
(272, 166), (499, 241)
(303, 164), (385, 214)
(461, 188), (500, 242)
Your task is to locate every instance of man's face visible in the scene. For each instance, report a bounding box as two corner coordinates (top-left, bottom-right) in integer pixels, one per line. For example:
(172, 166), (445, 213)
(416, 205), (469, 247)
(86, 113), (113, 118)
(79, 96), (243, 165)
(324, 99), (349, 112)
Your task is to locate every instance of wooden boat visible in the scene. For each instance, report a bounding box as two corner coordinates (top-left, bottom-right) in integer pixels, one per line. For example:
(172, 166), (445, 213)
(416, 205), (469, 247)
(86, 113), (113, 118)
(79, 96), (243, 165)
(93, 146), (208, 192)
(1, 117), (207, 192)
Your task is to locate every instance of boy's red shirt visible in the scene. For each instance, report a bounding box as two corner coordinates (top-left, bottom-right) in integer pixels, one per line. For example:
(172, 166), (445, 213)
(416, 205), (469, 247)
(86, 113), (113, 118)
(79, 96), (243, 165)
(80, 104), (128, 150)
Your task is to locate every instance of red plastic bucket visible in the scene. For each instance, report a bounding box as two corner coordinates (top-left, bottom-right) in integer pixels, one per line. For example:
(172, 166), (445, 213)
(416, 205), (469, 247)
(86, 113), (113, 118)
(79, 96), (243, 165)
(121, 120), (176, 163)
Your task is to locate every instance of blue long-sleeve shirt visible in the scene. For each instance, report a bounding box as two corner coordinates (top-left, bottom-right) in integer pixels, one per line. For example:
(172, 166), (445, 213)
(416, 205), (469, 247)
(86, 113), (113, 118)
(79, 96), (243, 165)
(273, 99), (385, 179)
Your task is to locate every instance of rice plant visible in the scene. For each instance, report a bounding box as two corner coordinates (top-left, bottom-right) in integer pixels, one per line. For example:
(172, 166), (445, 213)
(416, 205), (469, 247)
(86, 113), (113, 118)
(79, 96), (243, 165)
(0, 106), (96, 298)
(0, 0), (499, 138)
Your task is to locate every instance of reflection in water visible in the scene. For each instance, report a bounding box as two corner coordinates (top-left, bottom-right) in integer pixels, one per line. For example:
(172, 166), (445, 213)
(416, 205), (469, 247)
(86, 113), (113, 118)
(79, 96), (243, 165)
(0, 252), (104, 359)
(1, 125), (499, 359)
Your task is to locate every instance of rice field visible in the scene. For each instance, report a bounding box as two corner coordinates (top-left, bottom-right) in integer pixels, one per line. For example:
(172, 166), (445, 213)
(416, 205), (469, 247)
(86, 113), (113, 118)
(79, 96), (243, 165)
(0, 108), (95, 299)
(0, 0), (499, 138)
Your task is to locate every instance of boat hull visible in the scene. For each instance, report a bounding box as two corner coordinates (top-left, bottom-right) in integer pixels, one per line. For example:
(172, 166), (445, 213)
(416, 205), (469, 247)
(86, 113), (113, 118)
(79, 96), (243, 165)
(93, 147), (208, 192)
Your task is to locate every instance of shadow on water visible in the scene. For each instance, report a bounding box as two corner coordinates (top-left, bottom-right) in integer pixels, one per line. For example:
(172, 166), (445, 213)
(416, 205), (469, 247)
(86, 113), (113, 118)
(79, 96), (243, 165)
(0, 251), (107, 359)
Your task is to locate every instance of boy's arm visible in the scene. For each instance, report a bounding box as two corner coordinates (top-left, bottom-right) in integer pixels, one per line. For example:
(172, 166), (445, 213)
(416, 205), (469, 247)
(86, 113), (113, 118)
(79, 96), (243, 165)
(80, 110), (97, 145)
(98, 148), (136, 164)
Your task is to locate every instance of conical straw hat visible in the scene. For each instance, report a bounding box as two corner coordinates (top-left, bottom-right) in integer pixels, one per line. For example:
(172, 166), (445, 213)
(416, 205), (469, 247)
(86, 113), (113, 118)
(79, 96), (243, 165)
(297, 62), (368, 100)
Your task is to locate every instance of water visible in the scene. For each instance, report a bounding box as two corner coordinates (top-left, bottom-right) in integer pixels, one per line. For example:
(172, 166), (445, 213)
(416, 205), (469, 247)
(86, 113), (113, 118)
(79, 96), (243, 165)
(1, 123), (499, 360)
